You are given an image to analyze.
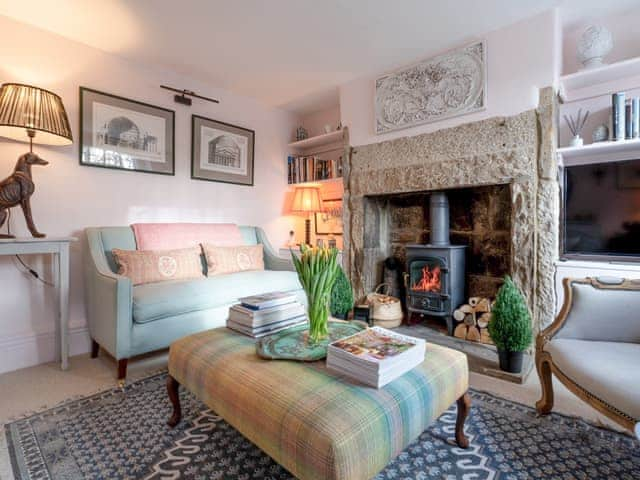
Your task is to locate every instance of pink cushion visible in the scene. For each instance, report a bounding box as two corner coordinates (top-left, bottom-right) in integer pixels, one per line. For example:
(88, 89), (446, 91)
(132, 223), (243, 251)
(112, 247), (204, 286)
(202, 244), (264, 276)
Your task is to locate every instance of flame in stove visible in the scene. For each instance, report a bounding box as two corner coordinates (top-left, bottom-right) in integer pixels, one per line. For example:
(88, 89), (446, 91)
(412, 265), (441, 292)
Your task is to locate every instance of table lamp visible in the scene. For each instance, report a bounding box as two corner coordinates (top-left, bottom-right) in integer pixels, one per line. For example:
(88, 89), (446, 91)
(0, 83), (73, 238)
(290, 185), (323, 246)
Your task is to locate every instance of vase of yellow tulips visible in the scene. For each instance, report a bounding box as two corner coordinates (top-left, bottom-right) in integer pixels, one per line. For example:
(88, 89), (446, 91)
(291, 245), (341, 343)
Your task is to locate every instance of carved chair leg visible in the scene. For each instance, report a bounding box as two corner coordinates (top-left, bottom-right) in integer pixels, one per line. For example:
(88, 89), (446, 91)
(167, 375), (182, 428)
(535, 353), (554, 415)
(90, 339), (99, 358)
(455, 392), (471, 448)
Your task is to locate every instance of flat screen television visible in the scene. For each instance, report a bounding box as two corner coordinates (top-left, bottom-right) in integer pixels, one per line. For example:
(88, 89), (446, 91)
(563, 158), (640, 260)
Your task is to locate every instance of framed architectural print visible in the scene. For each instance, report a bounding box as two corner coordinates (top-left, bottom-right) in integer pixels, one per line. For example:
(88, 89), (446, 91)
(79, 87), (175, 175)
(191, 115), (255, 186)
(315, 198), (343, 235)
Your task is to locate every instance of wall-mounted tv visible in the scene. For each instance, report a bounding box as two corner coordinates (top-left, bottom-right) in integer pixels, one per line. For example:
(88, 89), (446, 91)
(563, 158), (640, 260)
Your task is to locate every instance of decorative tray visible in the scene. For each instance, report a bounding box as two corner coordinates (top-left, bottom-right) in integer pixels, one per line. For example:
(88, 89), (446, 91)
(256, 320), (367, 361)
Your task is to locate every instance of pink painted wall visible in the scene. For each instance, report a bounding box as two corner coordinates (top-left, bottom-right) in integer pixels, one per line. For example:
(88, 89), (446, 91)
(300, 106), (341, 138)
(340, 10), (560, 147)
(0, 15), (300, 372)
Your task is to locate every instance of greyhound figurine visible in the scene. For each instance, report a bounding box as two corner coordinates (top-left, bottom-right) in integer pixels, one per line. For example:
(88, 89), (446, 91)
(0, 152), (48, 238)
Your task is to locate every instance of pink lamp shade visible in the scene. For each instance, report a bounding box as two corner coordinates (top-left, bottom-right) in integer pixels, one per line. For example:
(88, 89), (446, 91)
(290, 186), (324, 214)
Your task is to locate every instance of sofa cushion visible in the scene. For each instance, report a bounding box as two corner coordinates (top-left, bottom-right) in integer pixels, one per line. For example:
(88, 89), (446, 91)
(132, 269), (303, 324)
(132, 223), (243, 250)
(202, 244), (264, 276)
(113, 247), (204, 286)
(545, 338), (640, 420)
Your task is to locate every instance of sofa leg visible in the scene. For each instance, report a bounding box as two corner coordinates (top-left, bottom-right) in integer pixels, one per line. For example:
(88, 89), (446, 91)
(167, 375), (182, 428)
(535, 352), (554, 415)
(455, 392), (471, 449)
(117, 359), (128, 382)
(90, 339), (99, 359)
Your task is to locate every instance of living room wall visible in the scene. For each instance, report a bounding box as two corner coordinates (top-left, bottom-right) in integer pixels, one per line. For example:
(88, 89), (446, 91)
(339, 9), (560, 147)
(0, 15), (300, 373)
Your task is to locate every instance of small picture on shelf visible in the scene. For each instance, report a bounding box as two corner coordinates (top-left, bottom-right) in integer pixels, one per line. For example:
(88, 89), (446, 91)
(315, 198), (343, 235)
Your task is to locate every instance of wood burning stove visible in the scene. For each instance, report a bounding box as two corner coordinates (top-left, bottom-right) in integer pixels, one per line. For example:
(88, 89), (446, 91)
(404, 192), (466, 335)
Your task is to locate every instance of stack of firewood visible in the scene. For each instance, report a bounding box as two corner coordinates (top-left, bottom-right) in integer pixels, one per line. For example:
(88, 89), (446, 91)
(452, 297), (493, 345)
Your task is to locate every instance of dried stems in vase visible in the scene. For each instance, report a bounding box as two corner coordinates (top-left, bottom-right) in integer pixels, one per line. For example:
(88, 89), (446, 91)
(564, 108), (590, 147)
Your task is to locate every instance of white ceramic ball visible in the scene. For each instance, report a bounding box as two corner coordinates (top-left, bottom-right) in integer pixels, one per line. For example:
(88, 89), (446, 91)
(577, 26), (613, 69)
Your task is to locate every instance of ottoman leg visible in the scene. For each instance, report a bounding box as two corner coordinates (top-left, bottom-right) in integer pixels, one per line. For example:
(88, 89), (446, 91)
(167, 375), (182, 428)
(455, 392), (471, 448)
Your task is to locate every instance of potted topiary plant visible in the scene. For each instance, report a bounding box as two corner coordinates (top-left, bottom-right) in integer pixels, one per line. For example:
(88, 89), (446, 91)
(330, 267), (354, 320)
(488, 276), (533, 373)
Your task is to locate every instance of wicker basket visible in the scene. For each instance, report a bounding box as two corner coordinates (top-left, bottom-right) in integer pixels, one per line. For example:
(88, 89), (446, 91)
(366, 283), (403, 328)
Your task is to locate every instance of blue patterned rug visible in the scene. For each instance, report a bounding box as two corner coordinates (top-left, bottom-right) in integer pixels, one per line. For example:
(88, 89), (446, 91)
(4, 372), (639, 479)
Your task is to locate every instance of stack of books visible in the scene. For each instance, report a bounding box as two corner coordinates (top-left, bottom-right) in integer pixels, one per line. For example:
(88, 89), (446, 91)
(227, 291), (306, 338)
(327, 327), (426, 388)
(287, 155), (343, 184)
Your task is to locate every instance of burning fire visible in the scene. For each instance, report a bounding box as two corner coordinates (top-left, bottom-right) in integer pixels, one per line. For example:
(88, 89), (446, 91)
(412, 265), (441, 292)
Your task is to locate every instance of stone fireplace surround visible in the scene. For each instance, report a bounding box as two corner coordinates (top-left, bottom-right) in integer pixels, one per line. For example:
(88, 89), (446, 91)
(343, 88), (558, 332)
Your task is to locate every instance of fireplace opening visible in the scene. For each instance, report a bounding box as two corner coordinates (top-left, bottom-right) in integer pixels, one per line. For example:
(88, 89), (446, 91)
(362, 184), (512, 337)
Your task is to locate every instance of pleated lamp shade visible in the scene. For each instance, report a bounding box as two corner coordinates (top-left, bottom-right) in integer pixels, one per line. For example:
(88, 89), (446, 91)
(290, 186), (324, 213)
(0, 83), (73, 146)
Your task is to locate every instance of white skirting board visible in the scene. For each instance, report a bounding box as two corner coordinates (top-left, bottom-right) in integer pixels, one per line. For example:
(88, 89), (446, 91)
(0, 327), (91, 375)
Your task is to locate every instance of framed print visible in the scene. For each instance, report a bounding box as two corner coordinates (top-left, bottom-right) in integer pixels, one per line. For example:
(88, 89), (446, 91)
(79, 87), (175, 175)
(315, 198), (343, 235)
(191, 115), (255, 186)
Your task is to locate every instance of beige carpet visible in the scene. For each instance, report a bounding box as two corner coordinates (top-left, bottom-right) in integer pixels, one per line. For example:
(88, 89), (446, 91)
(0, 349), (623, 480)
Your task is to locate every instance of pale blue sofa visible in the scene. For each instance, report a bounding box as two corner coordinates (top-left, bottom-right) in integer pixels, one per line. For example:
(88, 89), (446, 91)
(82, 225), (304, 379)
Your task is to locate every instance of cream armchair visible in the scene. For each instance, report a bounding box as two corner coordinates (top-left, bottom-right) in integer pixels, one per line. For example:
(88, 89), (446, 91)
(535, 277), (640, 434)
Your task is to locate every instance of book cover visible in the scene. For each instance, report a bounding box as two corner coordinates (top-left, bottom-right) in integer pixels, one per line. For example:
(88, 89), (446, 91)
(612, 92), (626, 141)
(239, 291), (297, 310)
(633, 97), (640, 139)
(329, 327), (423, 363)
(229, 302), (305, 326)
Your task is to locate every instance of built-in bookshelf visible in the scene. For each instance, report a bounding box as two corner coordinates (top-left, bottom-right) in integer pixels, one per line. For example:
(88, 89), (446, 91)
(287, 129), (347, 185)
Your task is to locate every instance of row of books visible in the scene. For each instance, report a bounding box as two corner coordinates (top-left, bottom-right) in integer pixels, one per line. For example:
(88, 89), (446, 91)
(327, 327), (425, 388)
(612, 93), (640, 141)
(287, 155), (343, 184)
(227, 291), (306, 338)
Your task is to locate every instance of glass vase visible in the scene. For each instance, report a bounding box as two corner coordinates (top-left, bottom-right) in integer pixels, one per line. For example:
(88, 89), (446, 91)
(307, 290), (330, 343)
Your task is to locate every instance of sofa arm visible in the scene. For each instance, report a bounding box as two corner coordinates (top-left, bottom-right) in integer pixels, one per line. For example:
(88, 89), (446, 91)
(255, 227), (295, 272)
(83, 229), (133, 359)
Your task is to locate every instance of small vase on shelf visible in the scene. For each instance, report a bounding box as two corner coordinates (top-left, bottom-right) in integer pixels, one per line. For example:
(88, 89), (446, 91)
(570, 135), (583, 147)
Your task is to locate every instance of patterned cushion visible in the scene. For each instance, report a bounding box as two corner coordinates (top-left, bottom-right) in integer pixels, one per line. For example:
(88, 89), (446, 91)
(202, 244), (264, 276)
(112, 247), (204, 286)
(169, 328), (469, 480)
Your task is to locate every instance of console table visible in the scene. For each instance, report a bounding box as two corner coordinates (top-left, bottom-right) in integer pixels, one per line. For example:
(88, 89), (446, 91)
(0, 237), (75, 370)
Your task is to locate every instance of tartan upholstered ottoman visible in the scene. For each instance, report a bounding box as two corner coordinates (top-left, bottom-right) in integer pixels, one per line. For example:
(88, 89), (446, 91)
(167, 328), (470, 480)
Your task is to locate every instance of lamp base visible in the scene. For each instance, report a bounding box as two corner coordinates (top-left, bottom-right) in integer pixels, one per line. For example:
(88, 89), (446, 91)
(304, 218), (311, 246)
(0, 151), (48, 239)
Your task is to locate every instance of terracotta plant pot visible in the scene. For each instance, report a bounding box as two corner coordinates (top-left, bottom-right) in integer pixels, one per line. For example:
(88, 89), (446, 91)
(497, 350), (524, 374)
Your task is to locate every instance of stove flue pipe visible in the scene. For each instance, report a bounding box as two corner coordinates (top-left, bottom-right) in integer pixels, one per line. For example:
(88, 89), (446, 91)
(429, 191), (450, 246)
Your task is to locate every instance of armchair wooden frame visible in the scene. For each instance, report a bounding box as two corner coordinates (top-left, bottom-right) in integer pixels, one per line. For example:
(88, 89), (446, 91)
(535, 277), (639, 434)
